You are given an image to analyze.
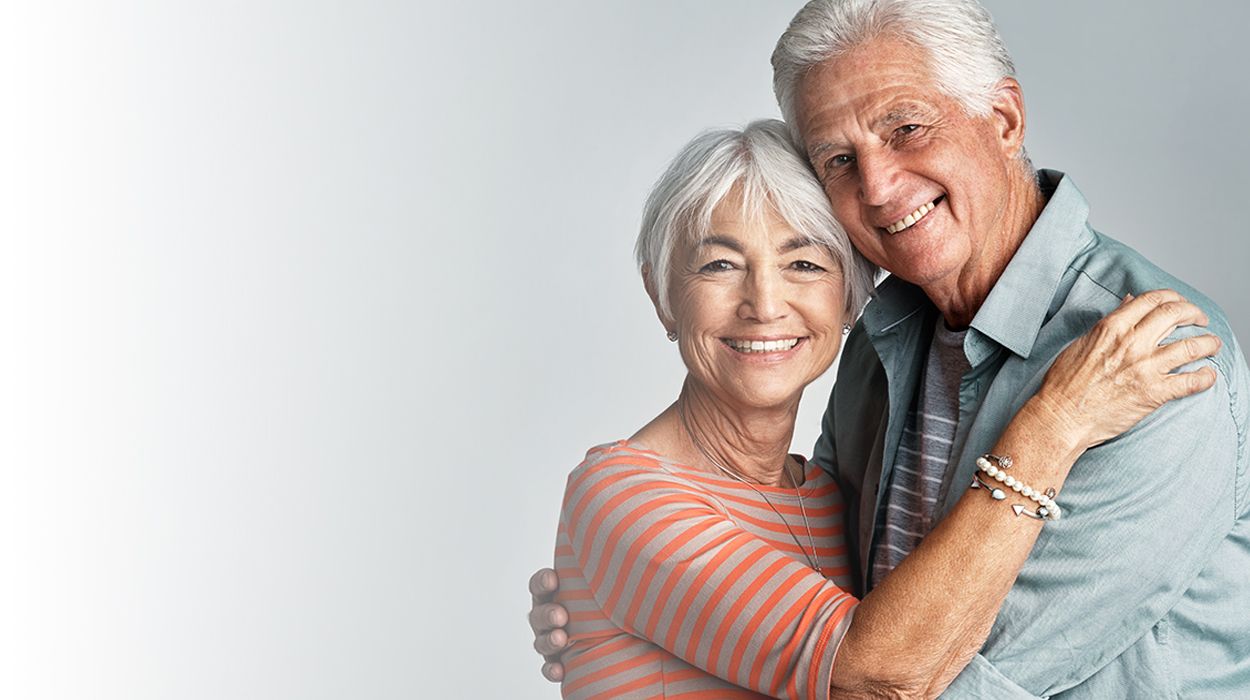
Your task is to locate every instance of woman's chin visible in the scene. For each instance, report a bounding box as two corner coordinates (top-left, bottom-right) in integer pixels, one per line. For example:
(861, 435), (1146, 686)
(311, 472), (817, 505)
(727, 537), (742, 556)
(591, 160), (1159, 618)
(720, 383), (808, 412)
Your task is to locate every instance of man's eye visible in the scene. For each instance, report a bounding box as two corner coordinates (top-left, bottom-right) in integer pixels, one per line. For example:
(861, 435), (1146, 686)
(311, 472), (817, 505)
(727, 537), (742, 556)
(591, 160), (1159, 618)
(895, 124), (921, 137)
(825, 154), (855, 170)
(700, 260), (735, 273)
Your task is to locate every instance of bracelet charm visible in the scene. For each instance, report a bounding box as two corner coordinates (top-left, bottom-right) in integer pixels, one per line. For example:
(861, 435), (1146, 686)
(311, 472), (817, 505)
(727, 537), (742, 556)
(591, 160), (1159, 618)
(970, 453), (1062, 521)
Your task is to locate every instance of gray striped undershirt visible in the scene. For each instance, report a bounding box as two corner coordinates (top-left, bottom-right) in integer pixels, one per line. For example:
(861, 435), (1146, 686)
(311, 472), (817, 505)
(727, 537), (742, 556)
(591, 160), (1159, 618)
(871, 320), (970, 589)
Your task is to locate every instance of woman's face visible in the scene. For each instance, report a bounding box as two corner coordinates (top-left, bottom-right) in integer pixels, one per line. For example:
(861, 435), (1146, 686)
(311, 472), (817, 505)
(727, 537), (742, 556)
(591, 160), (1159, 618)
(663, 192), (848, 411)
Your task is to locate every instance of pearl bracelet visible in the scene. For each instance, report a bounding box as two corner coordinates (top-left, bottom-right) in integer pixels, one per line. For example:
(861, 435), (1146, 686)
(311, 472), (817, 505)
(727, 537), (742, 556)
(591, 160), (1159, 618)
(971, 453), (1062, 521)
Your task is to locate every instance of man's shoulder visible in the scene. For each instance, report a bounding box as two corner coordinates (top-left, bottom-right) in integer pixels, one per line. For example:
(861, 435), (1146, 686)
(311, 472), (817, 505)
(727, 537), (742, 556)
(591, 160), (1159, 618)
(1058, 230), (1249, 488)
(1069, 229), (1234, 340)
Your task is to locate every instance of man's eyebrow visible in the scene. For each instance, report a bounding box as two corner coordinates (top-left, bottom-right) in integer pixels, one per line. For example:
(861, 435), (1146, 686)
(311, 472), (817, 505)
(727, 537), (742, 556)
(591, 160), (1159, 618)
(875, 104), (930, 130)
(807, 142), (844, 162)
(806, 104), (933, 162)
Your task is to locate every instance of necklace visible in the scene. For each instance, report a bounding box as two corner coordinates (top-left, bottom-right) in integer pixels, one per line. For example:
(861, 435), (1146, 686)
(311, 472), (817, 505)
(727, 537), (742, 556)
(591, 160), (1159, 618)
(676, 399), (823, 574)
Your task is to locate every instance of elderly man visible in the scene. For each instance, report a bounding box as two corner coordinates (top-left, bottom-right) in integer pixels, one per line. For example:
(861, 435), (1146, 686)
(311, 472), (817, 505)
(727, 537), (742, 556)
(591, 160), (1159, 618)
(532, 0), (1250, 696)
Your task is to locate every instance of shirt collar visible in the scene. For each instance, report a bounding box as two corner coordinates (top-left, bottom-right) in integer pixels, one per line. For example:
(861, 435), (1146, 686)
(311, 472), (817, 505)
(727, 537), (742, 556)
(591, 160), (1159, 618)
(861, 273), (931, 337)
(969, 169), (1093, 359)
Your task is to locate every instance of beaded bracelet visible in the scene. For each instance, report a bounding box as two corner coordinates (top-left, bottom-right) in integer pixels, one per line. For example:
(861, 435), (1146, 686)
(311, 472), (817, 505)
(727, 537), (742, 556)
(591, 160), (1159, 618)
(969, 453), (1062, 521)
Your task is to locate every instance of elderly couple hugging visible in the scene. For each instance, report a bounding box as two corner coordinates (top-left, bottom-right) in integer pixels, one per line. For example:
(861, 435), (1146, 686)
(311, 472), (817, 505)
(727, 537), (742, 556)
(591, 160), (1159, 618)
(528, 0), (1250, 697)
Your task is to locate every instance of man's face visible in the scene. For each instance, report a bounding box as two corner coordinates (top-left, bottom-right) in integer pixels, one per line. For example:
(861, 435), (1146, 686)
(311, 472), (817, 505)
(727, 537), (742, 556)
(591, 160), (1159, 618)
(793, 36), (1023, 290)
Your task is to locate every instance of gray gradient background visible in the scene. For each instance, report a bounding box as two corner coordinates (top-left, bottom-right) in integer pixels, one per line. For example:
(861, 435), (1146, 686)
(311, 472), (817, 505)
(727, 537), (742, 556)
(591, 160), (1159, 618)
(1, 2), (1246, 698)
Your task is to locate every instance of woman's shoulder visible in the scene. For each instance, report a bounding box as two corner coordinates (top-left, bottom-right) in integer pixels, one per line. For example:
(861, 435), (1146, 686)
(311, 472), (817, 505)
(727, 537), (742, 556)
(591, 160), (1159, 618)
(560, 441), (729, 523)
(564, 440), (749, 501)
(567, 440), (683, 486)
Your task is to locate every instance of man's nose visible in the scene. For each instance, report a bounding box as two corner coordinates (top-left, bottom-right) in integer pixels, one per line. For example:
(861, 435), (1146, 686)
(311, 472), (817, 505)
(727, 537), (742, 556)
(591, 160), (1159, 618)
(857, 150), (901, 207)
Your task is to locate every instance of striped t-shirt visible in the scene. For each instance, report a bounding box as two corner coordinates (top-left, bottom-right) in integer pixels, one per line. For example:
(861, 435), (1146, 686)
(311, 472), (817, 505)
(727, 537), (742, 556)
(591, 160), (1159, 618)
(871, 322), (969, 587)
(555, 441), (858, 700)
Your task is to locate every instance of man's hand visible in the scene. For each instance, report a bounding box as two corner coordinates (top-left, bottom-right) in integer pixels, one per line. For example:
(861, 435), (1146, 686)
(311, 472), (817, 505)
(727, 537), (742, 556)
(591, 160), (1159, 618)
(528, 568), (569, 682)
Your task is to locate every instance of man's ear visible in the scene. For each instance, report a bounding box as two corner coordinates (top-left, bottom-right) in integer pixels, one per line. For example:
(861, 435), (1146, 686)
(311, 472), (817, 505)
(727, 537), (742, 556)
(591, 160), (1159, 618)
(989, 77), (1027, 158)
(641, 264), (676, 336)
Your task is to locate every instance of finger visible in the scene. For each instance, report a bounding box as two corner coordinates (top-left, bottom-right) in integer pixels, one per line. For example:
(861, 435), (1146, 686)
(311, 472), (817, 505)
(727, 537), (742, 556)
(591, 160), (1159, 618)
(529, 568), (558, 603)
(542, 661), (566, 683)
(528, 602), (569, 635)
(1158, 365), (1218, 401)
(1152, 334), (1222, 374)
(1135, 300), (1210, 346)
(1101, 289), (1188, 332)
(535, 627), (569, 657)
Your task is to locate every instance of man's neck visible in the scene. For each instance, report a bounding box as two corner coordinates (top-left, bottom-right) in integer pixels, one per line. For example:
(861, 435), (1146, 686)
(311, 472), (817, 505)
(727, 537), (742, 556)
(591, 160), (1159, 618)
(924, 170), (1047, 329)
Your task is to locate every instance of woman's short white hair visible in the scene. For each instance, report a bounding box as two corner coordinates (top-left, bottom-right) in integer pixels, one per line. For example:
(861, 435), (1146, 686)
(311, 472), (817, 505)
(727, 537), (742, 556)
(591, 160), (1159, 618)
(635, 119), (875, 320)
(772, 0), (1015, 136)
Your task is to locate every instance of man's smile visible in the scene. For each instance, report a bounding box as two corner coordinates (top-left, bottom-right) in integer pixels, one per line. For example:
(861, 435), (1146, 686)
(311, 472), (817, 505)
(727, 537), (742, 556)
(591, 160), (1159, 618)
(884, 195), (944, 234)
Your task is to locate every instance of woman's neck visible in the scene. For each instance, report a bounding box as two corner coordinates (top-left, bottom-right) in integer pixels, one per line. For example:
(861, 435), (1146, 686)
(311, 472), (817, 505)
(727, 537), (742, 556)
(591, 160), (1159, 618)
(633, 378), (801, 487)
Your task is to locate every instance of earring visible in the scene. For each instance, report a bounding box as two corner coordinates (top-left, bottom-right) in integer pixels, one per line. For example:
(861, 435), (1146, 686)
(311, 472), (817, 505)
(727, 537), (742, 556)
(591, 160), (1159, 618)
(666, 330), (679, 342)
(842, 323), (852, 335)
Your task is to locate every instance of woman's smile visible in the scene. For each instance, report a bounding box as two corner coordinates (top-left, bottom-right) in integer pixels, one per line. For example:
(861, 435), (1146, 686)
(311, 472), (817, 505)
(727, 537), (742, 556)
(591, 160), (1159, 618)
(719, 336), (807, 360)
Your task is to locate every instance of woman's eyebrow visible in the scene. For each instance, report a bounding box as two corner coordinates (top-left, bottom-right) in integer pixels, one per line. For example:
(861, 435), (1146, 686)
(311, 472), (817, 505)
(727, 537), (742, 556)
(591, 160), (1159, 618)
(780, 236), (814, 253)
(699, 235), (744, 253)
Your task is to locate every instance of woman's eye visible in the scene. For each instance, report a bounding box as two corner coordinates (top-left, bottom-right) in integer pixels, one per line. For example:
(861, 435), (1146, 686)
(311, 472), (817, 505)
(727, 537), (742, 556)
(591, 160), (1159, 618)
(791, 260), (826, 272)
(699, 259), (735, 273)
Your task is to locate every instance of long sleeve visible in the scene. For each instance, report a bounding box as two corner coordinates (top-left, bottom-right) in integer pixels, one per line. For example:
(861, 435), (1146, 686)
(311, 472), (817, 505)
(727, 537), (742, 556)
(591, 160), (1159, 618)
(555, 445), (857, 700)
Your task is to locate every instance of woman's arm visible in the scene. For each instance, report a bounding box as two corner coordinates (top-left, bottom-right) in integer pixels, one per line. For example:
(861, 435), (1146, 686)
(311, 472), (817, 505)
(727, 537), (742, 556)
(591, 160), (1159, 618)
(827, 291), (1221, 697)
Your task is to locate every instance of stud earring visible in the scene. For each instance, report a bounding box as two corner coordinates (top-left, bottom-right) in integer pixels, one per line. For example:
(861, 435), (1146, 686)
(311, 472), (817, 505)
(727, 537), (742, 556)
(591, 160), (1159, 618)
(842, 323), (852, 335)
(666, 330), (679, 342)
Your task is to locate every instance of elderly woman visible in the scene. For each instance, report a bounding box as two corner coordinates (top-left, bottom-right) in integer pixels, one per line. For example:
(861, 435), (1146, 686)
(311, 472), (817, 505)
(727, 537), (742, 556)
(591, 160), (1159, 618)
(534, 120), (1217, 699)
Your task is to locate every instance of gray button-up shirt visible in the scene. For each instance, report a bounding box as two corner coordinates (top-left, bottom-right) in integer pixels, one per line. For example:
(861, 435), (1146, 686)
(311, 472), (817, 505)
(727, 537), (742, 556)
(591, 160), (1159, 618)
(814, 170), (1250, 698)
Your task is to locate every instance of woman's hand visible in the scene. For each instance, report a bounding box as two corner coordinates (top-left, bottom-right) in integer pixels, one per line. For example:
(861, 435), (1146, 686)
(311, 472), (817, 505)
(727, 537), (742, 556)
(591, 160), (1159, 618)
(1030, 289), (1221, 453)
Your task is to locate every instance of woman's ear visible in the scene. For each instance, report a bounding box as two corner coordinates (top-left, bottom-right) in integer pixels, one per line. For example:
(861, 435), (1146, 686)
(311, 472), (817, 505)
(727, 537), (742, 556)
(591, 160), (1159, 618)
(641, 264), (676, 336)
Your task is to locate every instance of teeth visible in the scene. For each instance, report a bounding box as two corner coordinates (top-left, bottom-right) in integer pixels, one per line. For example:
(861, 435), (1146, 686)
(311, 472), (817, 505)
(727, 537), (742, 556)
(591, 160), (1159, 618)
(885, 200), (936, 234)
(724, 338), (800, 353)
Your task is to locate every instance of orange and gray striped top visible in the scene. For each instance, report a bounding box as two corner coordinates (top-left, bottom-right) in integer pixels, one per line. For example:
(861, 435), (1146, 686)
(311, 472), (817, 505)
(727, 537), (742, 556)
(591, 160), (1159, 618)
(555, 441), (858, 700)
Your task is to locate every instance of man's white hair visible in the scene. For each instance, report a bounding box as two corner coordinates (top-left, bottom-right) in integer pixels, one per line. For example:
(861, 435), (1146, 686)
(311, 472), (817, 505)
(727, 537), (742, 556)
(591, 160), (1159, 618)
(636, 119), (876, 320)
(772, 0), (1016, 141)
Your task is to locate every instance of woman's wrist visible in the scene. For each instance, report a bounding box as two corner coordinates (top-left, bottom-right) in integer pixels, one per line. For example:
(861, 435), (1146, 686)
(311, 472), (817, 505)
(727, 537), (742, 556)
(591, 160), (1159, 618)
(998, 396), (1088, 479)
(1015, 395), (1085, 460)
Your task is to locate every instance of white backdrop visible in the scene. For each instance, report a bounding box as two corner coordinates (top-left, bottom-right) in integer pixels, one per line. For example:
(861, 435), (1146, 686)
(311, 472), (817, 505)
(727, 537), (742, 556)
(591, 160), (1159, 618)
(1, 2), (1247, 698)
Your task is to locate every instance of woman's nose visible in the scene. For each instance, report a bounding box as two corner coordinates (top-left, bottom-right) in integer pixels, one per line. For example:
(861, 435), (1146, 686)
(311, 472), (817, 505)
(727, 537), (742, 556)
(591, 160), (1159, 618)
(738, 270), (788, 322)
